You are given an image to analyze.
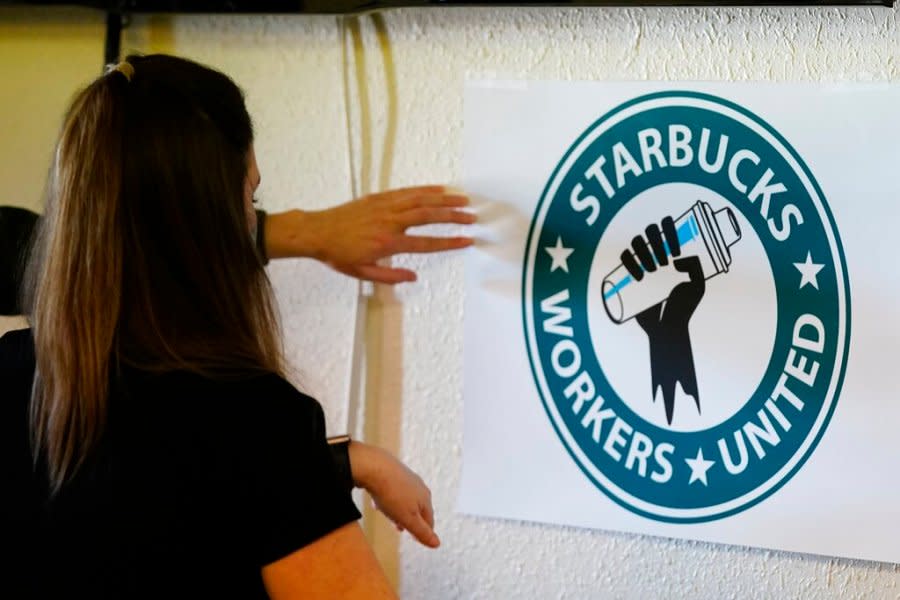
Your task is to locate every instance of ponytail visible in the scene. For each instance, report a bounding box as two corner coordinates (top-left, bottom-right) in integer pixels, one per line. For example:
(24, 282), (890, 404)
(26, 65), (129, 492)
(26, 55), (284, 494)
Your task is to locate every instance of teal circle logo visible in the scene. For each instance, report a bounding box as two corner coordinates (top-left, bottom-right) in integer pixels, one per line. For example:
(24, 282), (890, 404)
(522, 91), (850, 522)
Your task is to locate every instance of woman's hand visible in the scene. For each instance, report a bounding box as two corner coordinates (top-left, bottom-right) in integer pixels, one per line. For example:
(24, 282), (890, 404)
(265, 185), (475, 284)
(348, 441), (440, 548)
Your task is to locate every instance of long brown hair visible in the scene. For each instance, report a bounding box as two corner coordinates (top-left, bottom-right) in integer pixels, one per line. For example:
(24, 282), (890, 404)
(25, 54), (284, 492)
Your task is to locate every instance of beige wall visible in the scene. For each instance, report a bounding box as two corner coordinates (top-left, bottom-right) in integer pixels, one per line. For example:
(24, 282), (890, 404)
(0, 8), (103, 211)
(0, 7), (178, 213)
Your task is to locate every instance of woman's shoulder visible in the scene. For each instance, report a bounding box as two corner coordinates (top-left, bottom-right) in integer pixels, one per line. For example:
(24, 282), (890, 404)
(177, 369), (314, 405)
(229, 372), (321, 419)
(130, 368), (323, 426)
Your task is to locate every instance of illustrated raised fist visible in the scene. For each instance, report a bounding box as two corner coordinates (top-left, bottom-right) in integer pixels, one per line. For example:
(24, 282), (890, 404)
(619, 216), (705, 425)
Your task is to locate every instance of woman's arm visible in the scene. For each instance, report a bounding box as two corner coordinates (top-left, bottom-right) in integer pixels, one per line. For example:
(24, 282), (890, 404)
(262, 185), (475, 284)
(2, 187), (474, 316)
(262, 522), (397, 600)
(328, 436), (439, 547)
(347, 440), (440, 548)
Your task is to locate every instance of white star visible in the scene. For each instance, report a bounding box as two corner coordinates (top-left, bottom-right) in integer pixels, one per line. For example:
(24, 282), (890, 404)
(685, 448), (715, 486)
(793, 252), (825, 290)
(545, 236), (574, 273)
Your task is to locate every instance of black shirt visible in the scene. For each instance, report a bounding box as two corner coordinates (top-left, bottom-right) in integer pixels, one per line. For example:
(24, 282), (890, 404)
(0, 328), (361, 599)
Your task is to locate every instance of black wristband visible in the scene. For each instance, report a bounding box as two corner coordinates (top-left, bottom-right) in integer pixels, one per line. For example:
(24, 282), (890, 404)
(255, 209), (269, 265)
(327, 435), (354, 493)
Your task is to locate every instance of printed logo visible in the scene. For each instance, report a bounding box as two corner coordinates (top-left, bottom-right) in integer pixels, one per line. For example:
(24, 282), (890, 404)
(523, 92), (850, 522)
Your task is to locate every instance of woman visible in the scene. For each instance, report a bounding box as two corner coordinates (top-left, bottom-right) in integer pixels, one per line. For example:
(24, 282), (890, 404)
(0, 54), (473, 599)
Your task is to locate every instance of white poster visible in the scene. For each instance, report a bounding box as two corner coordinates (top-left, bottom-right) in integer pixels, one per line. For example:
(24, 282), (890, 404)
(459, 81), (900, 564)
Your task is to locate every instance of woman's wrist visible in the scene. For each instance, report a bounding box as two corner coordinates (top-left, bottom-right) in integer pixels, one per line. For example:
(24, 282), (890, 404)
(264, 209), (326, 261)
(347, 440), (384, 491)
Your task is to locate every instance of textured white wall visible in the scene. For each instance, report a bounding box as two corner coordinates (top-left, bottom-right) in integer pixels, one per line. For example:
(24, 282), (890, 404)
(3, 5), (899, 599)
(338, 6), (900, 599)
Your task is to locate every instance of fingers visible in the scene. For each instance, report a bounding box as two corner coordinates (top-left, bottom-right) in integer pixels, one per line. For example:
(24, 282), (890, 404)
(352, 264), (418, 284)
(422, 498), (434, 529)
(631, 235), (656, 273)
(621, 248), (643, 281)
(673, 255), (704, 281)
(405, 512), (440, 549)
(397, 206), (478, 228)
(388, 187), (470, 212)
(623, 216), (678, 280)
(380, 184), (447, 201)
(394, 235), (474, 255)
(406, 192), (470, 209)
(323, 186), (475, 283)
(661, 216), (680, 257)
(645, 223), (668, 267)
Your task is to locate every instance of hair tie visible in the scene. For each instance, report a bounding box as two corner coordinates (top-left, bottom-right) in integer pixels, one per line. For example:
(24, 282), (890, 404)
(109, 61), (134, 82)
